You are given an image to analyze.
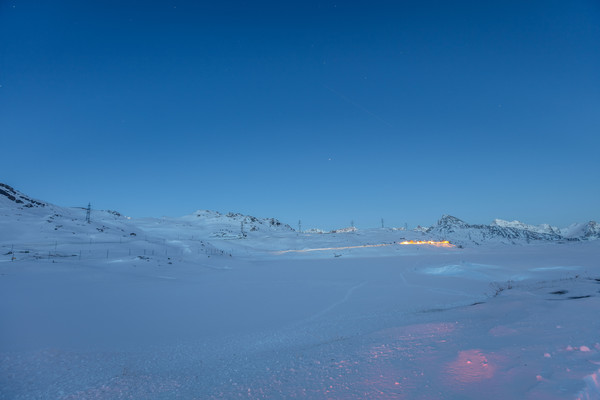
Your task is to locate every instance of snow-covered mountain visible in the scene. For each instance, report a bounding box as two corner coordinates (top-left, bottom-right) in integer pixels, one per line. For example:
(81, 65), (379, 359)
(427, 215), (567, 246)
(561, 221), (600, 240)
(490, 218), (561, 235)
(426, 215), (600, 245)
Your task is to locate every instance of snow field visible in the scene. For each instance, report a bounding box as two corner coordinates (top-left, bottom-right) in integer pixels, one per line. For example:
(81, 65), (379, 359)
(1, 240), (600, 399)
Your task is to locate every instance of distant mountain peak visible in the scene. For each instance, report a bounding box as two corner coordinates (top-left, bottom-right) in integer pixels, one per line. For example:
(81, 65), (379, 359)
(437, 215), (468, 228)
(585, 221), (600, 238)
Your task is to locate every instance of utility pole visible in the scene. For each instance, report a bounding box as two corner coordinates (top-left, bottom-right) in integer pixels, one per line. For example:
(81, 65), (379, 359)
(381, 218), (384, 228)
(298, 220), (302, 233)
(85, 202), (91, 224)
(241, 221), (246, 238)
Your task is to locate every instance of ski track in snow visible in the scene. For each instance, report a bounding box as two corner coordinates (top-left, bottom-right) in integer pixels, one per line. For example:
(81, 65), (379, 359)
(397, 270), (407, 284)
(305, 281), (368, 322)
(198, 263), (231, 270)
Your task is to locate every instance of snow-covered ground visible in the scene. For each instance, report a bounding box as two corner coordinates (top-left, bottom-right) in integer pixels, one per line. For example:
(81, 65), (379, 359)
(1, 185), (600, 399)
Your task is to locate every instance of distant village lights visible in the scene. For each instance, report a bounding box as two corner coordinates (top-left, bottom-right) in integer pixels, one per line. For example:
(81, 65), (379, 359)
(398, 240), (454, 248)
(274, 239), (455, 254)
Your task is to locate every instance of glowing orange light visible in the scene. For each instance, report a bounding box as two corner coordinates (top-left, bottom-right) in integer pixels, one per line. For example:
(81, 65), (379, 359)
(398, 240), (454, 248)
(273, 240), (454, 254)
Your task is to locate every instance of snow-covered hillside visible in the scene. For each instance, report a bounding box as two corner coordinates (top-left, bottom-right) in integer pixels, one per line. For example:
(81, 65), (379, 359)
(0, 183), (46, 208)
(179, 209), (293, 236)
(0, 183), (141, 244)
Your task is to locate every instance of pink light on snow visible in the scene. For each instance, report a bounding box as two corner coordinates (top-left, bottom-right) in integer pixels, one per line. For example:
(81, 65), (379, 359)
(445, 349), (496, 384)
(356, 323), (458, 398)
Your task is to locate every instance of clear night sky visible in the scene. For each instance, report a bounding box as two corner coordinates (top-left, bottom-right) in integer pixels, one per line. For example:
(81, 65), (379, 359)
(1, 1), (599, 230)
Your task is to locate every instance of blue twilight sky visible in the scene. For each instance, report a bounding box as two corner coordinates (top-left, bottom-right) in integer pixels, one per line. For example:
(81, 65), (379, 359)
(1, 0), (599, 230)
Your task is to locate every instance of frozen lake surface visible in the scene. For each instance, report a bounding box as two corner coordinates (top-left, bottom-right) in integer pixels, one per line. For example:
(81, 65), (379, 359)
(2, 240), (600, 399)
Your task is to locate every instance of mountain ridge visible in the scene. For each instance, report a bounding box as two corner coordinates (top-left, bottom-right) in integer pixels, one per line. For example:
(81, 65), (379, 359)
(1, 183), (597, 244)
(426, 214), (598, 245)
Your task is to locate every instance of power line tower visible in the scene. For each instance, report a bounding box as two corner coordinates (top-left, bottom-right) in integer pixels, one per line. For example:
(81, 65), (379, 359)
(381, 218), (384, 228)
(85, 202), (91, 224)
(298, 220), (302, 233)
